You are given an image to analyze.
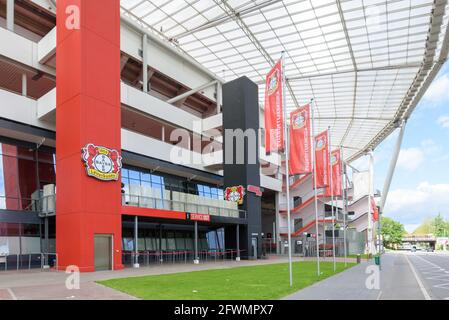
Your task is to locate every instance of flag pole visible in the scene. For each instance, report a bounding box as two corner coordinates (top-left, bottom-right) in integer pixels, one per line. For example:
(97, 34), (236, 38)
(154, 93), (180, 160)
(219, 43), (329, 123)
(310, 98), (320, 276)
(341, 148), (347, 267)
(281, 52), (293, 287)
(328, 128), (336, 272)
(367, 151), (374, 256)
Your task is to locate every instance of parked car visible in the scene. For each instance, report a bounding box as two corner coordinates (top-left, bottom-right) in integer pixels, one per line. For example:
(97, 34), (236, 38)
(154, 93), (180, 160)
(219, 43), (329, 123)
(411, 246), (417, 252)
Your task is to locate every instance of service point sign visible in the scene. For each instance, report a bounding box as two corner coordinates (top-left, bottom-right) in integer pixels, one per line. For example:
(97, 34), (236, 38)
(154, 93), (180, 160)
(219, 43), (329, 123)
(187, 213), (211, 222)
(82, 144), (122, 181)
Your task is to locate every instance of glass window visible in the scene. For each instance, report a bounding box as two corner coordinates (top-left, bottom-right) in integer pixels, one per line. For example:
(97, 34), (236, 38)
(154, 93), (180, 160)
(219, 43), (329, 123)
(197, 184), (223, 199)
(217, 228), (225, 250)
(0, 142), (56, 211)
(22, 224), (40, 236)
(0, 223), (21, 236)
(206, 231), (218, 250)
(121, 177), (130, 195)
(128, 170), (140, 180)
(141, 180), (151, 190)
(151, 175), (162, 184)
(141, 172), (151, 182)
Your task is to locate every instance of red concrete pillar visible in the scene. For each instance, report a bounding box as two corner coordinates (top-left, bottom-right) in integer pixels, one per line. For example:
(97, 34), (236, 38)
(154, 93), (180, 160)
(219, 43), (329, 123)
(56, 0), (123, 272)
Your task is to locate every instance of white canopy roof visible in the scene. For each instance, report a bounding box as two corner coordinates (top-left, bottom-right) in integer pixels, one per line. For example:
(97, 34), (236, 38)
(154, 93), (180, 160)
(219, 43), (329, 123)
(120, 0), (449, 161)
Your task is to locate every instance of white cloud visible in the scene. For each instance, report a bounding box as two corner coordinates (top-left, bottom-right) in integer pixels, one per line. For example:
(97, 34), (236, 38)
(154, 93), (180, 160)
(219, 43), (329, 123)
(397, 147), (424, 171)
(423, 74), (449, 103)
(437, 115), (449, 128)
(385, 182), (449, 225)
(396, 140), (443, 169)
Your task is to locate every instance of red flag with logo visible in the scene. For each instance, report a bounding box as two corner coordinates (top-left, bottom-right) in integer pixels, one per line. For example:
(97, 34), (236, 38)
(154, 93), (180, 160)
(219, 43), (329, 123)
(330, 149), (342, 196)
(314, 130), (329, 188)
(264, 60), (284, 154)
(289, 104), (312, 175)
(371, 197), (379, 221)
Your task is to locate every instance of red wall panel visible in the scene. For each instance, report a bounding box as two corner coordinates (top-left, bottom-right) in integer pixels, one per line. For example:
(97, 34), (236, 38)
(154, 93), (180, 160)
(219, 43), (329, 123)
(56, 0), (122, 272)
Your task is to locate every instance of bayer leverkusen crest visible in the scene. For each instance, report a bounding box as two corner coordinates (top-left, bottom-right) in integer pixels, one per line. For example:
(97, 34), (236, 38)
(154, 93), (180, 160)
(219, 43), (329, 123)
(82, 144), (122, 181)
(224, 186), (245, 205)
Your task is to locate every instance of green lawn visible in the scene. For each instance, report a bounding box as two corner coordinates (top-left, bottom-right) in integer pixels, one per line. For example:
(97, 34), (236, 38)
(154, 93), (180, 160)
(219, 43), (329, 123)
(98, 261), (355, 300)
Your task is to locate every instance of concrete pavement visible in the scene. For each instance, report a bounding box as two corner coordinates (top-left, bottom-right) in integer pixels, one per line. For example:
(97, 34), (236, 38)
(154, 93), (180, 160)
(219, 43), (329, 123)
(285, 252), (449, 300)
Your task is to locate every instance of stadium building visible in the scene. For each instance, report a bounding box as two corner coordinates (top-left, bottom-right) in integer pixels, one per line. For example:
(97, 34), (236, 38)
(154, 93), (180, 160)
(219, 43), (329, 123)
(0, 0), (447, 272)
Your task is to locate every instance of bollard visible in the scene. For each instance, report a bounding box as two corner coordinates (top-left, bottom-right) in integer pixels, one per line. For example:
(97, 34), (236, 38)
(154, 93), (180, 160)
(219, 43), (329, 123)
(356, 254), (361, 264)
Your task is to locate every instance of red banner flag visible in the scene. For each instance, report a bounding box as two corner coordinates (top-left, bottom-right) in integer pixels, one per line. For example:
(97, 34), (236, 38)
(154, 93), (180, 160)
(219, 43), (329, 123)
(330, 149), (342, 196)
(314, 130), (329, 188)
(289, 104), (312, 175)
(264, 60), (284, 154)
(371, 197), (379, 221)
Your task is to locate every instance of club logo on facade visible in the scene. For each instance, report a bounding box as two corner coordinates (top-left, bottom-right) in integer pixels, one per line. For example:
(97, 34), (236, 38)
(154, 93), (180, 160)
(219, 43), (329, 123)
(267, 70), (280, 95)
(331, 154), (338, 165)
(292, 112), (306, 129)
(82, 144), (122, 181)
(316, 137), (326, 150)
(224, 185), (245, 205)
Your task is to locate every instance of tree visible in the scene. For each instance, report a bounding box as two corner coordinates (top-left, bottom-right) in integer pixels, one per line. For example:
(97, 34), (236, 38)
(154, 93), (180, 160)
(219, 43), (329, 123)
(381, 217), (406, 249)
(412, 218), (432, 235)
(432, 213), (448, 237)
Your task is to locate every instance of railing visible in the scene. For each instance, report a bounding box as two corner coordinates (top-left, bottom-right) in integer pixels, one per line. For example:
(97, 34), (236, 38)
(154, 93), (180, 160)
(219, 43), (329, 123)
(122, 249), (245, 267)
(0, 253), (58, 272)
(37, 195), (56, 217)
(324, 210), (344, 221)
(0, 195), (55, 216)
(0, 196), (39, 212)
(123, 194), (247, 219)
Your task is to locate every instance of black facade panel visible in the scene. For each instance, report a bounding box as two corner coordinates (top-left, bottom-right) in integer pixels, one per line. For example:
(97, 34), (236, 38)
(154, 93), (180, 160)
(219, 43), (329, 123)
(222, 77), (262, 259)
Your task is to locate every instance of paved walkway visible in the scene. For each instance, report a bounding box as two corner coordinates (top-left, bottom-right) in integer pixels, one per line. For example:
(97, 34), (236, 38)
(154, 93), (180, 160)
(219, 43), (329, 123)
(285, 252), (433, 300)
(1, 255), (353, 300)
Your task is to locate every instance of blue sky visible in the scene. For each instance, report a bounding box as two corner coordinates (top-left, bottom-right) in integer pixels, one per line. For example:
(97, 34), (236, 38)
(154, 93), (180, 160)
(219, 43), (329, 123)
(353, 62), (449, 233)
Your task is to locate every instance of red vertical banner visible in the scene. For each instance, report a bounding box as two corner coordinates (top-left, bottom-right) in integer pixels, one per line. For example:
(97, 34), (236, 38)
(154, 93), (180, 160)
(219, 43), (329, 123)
(314, 130), (329, 188)
(289, 104), (312, 175)
(264, 60), (284, 154)
(371, 197), (379, 221)
(330, 149), (342, 196)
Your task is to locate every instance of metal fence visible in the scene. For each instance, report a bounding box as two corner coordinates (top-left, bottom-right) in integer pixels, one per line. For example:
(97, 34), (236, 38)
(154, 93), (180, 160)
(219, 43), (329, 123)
(276, 236), (366, 257)
(122, 249), (244, 267)
(0, 253), (58, 272)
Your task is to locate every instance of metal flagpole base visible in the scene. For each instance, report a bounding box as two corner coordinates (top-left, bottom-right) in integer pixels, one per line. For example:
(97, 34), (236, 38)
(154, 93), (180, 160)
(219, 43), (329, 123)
(133, 263), (140, 268)
(193, 259), (200, 264)
(236, 257), (241, 262)
(43, 265), (50, 269)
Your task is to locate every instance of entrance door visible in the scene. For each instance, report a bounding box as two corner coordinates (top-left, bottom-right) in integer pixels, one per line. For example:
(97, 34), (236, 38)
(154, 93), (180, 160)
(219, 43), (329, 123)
(94, 234), (112, 271)
(251, 237), (258, 259)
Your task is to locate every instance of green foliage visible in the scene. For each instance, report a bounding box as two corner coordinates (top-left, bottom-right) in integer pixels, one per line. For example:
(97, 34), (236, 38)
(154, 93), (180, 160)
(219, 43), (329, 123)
(413, 214), (449, 237)
(412, 218), (433, 235)
(99, 261), (355, 300)
(381, 217), (406, 248)
(432, 213), (448, 237)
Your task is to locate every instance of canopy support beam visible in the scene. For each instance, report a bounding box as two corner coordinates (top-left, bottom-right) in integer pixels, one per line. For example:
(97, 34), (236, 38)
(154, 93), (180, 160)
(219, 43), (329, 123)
(380, 120), (407, 213)
(166, 80), (218, 104)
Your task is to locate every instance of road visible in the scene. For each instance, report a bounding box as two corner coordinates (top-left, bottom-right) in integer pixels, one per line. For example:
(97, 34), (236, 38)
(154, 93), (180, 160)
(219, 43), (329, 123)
(285, 251), (449, 300)
(405, 251), (449, 300)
